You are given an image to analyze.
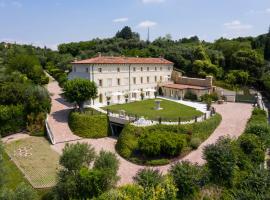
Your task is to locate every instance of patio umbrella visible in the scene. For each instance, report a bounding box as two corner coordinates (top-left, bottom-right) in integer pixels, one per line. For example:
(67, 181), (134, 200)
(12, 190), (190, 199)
(112, 91), (124, 96)
(145, 88), (156, 92)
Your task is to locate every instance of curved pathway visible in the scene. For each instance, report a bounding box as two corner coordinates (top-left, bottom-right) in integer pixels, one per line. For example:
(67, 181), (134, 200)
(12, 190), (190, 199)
(47, 81), (252, 186)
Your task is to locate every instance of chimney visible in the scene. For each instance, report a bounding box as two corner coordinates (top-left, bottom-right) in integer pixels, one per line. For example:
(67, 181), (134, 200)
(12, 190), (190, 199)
(98, 52), (102, 57)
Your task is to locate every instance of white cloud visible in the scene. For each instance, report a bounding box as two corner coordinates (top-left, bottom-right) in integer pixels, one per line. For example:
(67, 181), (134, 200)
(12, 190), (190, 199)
(246, 8), (270, 15)
(224, 20), (252, 31)
(113, 17), (129, 23)
(142, 0), (165, 4)
(137, 20), (157, 28)
(11, 1), (22, 7)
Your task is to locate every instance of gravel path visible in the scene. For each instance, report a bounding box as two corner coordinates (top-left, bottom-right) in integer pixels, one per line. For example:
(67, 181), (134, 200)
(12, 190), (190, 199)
(47, 81), (253, 186)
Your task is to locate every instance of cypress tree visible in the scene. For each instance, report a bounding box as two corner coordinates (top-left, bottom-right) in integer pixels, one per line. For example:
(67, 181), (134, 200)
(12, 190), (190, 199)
(264, 26), (270, 61)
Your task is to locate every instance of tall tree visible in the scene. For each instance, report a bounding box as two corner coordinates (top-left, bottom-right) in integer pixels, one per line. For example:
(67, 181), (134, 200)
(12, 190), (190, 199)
(264, 26), (270, 61)
(63, 78), (97, 111)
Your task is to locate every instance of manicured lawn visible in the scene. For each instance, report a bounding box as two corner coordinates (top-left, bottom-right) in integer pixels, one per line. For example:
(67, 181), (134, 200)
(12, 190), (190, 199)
(103, 98), (202, 121)
(5, 137), (60, 188)
(3, 149), (51, 199)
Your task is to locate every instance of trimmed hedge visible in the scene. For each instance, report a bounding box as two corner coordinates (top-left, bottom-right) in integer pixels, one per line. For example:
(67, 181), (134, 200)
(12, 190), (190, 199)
(116, 114), (221, 165)
(138, 131), (187, 157)
(0, 104), (25, 137)
(69, 111), (110, 138)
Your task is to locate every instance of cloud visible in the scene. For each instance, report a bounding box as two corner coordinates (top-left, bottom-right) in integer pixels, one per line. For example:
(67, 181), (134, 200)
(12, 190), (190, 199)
(11, 1), (22, 7)
(224, 20), (252, 31)
(142, 0), (165, 4)
(246, 8), (270, 15)
(137, 20), (157, 28)
(113, 17), (129, 23)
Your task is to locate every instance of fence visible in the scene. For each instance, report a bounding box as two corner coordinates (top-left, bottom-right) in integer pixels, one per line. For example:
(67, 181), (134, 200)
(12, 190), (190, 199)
(106, 108), (215, 126)
(45, 115), (55, 145)
(235, 94), (256, 103)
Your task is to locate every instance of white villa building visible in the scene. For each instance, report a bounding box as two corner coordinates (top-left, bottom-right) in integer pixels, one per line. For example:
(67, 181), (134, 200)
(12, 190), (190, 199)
(68, 55), (174, 105)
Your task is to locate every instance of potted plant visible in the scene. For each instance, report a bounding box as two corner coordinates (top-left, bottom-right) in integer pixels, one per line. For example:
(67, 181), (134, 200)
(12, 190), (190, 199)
(140, 92), (145, 100)
(106, 96), (111, 105)
(124, 93), (129, 103)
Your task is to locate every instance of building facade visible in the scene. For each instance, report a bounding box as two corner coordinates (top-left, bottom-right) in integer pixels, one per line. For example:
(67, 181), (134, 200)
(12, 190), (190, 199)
(68, 56), (174, 105)
(160, 71), (213, 99)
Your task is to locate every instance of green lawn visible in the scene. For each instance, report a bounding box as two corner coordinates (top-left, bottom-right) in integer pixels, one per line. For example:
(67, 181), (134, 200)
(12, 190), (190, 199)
(5, 137), (60, 189)
(103, 98), (202, 121)
(3, 148), (51, 199)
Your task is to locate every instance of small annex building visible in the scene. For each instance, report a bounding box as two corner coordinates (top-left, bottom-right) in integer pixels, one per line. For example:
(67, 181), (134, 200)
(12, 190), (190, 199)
(160, 71), (213, 99)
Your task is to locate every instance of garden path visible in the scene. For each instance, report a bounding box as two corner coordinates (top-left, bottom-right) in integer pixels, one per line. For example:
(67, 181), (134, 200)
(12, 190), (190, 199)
(47, 80), (252, 185)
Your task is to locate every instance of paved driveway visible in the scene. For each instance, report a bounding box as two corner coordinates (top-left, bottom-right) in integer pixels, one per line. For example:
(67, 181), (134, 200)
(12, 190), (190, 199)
(47, 81), (252, 185)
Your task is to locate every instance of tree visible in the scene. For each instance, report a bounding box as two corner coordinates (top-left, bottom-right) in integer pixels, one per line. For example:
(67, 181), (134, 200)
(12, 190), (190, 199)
(231, 49), (264, 81)
(133, 168), (163, 188)
(76, 167), (111, 199)
(8, 54), (48, 85)
(60, 142), (96, 171)
(63, 78), (97, 111)
(169, 161), (206, 199)
(0, 140), (5, 188)
(225, 70), (249, 86)
(203, 137), (236, 187)
(264, 36), (270, 61)
(13, 183), (38, 200)
(93, 151), (120, 189)
(94, 150), (119, 174)
(115, 26), (140, 40)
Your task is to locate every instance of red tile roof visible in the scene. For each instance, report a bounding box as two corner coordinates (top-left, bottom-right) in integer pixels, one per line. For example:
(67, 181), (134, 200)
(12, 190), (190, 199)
(162, 84), (209, 90)
(71, 56), (173, 65)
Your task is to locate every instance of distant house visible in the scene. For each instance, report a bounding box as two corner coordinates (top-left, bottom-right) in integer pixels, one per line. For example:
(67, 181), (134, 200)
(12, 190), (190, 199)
(68, 55), (173, 105)
(160, 71), (213, 99)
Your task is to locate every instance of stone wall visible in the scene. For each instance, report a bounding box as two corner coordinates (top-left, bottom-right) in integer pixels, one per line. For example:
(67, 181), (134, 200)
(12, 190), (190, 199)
(172, 70), (212, 88)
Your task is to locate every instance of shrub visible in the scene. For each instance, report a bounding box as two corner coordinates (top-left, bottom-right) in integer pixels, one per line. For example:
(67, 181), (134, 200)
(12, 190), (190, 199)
(246, 123), (270, 138)
(0, 104), (25, 137)
(203, 137), (236, 187)
(201, 92), (219, 102)
(184, 90), (198, 101)
(96, 184), (144, 200)
(170, 161), (205, 199)
(145, 159), (170, 166)
(138, 131), (187, 157)
(93, 151), (120, 192)
(94, 150), (119, 174)
(238, 134), (263, 154)
(190, 138), (201, 149)
(69, 111), (110, 138)
(26, 112), (46, 135)
(133, 168), (163, 188)
(116, 114), (221, 163)
(60, 143), (96, 171)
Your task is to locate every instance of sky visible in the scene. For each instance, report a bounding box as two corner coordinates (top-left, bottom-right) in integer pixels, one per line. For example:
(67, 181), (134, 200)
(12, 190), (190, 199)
(0, 0), (270, 50)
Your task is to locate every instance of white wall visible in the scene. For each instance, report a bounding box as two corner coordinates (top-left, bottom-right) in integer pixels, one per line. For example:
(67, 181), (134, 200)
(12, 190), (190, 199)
(68, 63), (173, 104)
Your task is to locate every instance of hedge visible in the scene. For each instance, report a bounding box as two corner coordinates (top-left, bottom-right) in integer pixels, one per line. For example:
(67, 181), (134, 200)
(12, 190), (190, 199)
(138, 131), (187, 157)
(0, 104), (25, 137)
(69, 111), (110, 138)
(116, 114), (221, 165)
